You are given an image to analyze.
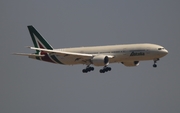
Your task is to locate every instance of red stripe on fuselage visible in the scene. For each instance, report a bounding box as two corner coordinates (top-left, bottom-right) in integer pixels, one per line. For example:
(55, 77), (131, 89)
(41, 54), (55, 63)
(37, 42), (55, 63)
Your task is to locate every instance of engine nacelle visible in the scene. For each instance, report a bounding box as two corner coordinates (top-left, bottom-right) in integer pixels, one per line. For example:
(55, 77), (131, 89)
(91, 55), (109, 66)
(122, 61), (139, 67)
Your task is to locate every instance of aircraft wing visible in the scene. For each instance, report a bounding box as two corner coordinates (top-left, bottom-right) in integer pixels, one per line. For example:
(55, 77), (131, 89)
(29, 47), (114, 59)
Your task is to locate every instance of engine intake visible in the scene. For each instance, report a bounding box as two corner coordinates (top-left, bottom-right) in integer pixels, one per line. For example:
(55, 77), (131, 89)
(91, 55), (109, 66)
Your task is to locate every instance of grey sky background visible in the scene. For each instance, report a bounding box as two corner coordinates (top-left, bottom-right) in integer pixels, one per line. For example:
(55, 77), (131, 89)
(1, 0), (180, 113)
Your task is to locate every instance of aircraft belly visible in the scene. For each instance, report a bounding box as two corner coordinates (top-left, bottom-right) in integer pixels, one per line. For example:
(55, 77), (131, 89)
(55, 51), (160, 65)
(112, 55), (155, 63)
(56, 56), (83, 65)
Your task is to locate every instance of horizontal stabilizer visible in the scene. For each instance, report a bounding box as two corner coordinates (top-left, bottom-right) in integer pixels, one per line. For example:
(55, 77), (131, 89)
(13, 53), (45, 57)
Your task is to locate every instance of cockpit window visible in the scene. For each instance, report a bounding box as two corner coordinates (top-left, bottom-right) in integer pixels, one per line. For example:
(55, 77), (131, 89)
(158, 48), (165, 50)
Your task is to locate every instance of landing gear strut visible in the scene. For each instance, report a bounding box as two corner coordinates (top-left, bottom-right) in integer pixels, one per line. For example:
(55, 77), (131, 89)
(153, 58), (159, 68)
(99, 66), (111, 73)
(82, 66), (94, 73)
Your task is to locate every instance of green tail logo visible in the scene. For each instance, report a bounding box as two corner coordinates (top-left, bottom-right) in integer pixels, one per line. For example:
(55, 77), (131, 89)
(27, 25), (53, 54)
(27, 25), (63, 64)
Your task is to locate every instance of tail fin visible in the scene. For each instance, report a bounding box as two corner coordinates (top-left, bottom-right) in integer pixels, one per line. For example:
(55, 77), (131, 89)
(14, 26), (62, 64)
(27, 26), (53, 54)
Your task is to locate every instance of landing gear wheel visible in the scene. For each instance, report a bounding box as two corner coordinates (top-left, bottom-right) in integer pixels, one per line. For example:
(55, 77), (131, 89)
(153, 64), (157, 68)
(104, 68), (109, 72)
(100, 69), (105, 73)
(82, 66), (94, 73)
(107, 67), (111, 71)
(82, 69), (88, 73)
(99, 67), (111, 73)
(86, 68), (91, 72)
(90, 67), (94, 71)
(152, 58), (159, 68)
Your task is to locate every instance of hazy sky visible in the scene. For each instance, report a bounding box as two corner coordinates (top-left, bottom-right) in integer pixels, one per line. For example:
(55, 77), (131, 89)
(1, 0), (180, 113)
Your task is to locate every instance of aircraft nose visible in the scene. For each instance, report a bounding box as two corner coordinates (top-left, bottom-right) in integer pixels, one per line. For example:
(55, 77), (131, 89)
(163, 49), (168, 55)
(165, 49), (168, 54)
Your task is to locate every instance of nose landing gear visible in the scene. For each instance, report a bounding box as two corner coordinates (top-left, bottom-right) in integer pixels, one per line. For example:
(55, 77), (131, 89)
(153, 58), (159, 68)
(153, 64), (157, 68)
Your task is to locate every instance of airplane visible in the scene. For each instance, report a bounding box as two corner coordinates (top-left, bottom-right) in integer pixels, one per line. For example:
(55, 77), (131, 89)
(14, 25), (168, 73)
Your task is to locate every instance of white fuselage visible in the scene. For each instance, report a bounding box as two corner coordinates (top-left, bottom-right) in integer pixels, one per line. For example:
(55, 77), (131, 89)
(53, 43), (168, 65)
(14, 26), (169, 73)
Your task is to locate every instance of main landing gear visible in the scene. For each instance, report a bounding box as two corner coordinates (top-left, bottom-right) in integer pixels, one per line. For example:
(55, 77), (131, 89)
(82, 66), (94, 73)
(99, 66), (111, 73)
(153, 58), (159, 68)
(82, 65), (112, 73)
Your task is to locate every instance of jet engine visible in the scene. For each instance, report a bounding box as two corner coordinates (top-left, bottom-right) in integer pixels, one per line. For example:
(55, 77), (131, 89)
(122, 61), (139, 67)
(91, 55), (109, 66)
